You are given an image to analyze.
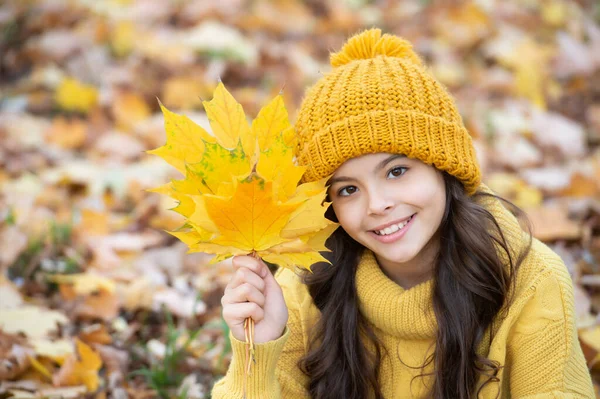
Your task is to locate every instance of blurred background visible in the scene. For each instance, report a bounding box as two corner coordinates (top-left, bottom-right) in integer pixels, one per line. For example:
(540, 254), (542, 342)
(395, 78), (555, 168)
(1, 0), (599, 397)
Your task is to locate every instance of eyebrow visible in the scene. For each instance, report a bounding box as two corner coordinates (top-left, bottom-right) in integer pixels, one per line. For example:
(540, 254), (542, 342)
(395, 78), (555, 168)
(327, 154), (406, 186)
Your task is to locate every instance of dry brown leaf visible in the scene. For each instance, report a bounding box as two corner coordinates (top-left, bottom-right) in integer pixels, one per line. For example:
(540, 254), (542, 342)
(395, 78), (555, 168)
(111, 91), (151, 132)
(93, 344), (128, 379)
(559, 173), (600, 197)
(75, 209), (110, 237)
(75, 290), (120, 322)
(162, 76), (209, 110)
(0, 330), (35, 380)
(45, 117), (87, 150)
(79, 325), (113, 346)
(524, 204), (581, 241)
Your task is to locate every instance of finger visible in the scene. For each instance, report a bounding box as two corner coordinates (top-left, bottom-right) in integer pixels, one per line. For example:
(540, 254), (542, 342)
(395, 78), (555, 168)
(222, 302), (265, 324)
(232, 255), (268, 279)
(226, 267), (266, 293)
(222, 282), (266, 307)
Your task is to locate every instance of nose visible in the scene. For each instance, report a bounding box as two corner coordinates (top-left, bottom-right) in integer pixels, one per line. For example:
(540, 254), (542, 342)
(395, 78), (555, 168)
(366, 187), (394, 215)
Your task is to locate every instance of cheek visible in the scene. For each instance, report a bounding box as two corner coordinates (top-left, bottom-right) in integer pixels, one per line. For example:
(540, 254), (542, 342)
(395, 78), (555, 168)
(417, 178), (446, 222)
(332, 201), (362, 231)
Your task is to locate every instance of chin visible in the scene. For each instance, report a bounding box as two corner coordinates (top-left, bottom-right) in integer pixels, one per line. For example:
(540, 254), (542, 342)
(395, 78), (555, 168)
(374, 242), (423, 264)
(383, 252), (418, 265)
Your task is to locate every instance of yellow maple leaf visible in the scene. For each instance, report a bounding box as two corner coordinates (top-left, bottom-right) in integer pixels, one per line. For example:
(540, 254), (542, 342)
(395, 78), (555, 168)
(168, 228), (215, 248)
(147, 102), (216, 175)
(204, 175), (301, 252)
(257, 131), (306, 201)
(149, 82), (338, 273)
(280, 189), (333, 238)
(186, 139), (252, 193)
(203, 82), (255, 158)
(45, 116), (87, 149)
(55, 78), (99, 114)
(251, 94), (292, 153)
(53, 339), (102, 392)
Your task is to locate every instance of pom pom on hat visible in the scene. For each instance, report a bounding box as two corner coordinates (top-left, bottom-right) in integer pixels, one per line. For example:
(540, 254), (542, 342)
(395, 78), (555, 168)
(330, 28), (423, 68)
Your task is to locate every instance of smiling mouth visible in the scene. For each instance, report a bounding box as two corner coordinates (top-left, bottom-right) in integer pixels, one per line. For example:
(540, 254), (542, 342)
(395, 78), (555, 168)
(372, 214), (416, 236)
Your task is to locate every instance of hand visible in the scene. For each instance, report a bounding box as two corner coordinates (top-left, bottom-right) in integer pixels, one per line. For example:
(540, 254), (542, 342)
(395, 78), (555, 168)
(221, 256), (289, 344)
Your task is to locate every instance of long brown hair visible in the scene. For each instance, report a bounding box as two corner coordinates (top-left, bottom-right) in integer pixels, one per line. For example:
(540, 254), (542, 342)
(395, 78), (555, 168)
(297, 172), (532, 398)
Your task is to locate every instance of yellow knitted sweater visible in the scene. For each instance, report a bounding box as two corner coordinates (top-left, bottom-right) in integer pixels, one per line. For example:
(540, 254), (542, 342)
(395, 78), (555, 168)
(211, 190), (594, 398)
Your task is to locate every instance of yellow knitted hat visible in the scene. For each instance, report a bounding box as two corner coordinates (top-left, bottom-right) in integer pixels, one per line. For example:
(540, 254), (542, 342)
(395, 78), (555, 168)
(295, 28), (481, 195)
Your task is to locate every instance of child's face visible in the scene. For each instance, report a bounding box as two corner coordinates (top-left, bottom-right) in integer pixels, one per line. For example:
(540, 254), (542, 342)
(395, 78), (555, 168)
(328, 152), (446, 271)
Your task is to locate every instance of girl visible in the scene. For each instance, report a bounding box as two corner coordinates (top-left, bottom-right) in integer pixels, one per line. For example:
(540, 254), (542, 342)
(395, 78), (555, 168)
(212, 28), (595, 398)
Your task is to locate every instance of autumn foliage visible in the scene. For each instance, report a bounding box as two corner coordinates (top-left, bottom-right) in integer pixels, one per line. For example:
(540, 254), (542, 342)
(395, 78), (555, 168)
(147, 82), (338, 271)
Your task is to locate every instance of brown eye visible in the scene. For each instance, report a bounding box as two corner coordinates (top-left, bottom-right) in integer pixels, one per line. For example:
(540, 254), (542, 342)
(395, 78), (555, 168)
(388, 167), (407, 178)
(338, 186), (357, 196)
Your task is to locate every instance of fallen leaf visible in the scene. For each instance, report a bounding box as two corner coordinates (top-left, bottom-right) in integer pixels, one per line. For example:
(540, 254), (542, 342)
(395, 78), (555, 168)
(485, 173), (543, 208)
(152, 288), (207, 318)
(45, 117), (88, 149)
(110, 21), (135, 57)
(75, 290), (120, 321)
(55, 78), (99, 114)
(94, 131), (146, 161)
(559, 173), (599, 197)
(111, 91), (151, 132)
(53, 339), (102, 392)
(162, 76), (207, 110)
(0, 330), (35, 380)
(146, 103), (216, 175)
(524, 204), (581, 241)
(0, 306), (68, 338)
(75, 209), (110, 236)
(0, 275), (24, 309)
(49, 273), (116, 295)
(79, 324), (113, 346)
(30, 338), (74, 361)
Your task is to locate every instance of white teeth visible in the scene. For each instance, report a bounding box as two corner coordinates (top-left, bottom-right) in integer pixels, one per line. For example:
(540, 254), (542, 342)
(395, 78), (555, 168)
(376, 215), (413, 236)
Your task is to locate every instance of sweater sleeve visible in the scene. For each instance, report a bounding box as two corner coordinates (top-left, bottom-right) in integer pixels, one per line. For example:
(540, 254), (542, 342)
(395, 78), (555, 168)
(505, 263), (595, 398)
(211, 269), (311, 399)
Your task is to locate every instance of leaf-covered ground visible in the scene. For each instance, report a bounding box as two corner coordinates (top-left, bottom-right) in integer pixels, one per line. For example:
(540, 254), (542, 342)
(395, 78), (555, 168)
(0, 0), (599, 397)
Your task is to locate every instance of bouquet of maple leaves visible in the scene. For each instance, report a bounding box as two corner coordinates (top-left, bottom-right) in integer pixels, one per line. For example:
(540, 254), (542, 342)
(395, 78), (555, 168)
(147, 82), (338, 393)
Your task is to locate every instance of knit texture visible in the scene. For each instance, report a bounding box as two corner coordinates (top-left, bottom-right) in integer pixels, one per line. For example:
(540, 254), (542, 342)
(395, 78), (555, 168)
(210, 185), (595, 398)
(294, 28), (481, 195)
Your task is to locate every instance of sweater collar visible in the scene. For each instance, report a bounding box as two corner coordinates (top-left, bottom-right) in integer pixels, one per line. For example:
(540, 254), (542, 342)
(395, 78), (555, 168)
(354, 184), (524, 340)
(355, 249), (437, 339)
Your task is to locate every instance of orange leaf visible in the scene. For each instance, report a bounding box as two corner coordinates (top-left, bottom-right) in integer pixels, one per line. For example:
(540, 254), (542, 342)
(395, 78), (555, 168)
(204, 175), (300, 252)
(53, 339), (102, 392)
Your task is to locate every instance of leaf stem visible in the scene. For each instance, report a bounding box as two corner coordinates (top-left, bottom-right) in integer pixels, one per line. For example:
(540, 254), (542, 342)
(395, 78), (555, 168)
(242, 250), (260, 398)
